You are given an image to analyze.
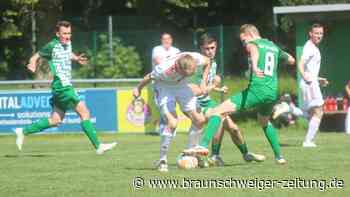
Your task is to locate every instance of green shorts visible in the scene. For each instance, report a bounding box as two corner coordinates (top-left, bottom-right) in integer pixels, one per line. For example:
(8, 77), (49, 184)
(50, 86), (80, 111)
(229, 88), (276, 116)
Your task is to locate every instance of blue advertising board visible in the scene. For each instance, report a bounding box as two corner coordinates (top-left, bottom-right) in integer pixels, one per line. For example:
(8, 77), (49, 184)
(0, 88), (117, 133)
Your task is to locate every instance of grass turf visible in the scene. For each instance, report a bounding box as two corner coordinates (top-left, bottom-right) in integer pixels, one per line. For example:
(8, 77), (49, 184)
(0, 123), (349, 197)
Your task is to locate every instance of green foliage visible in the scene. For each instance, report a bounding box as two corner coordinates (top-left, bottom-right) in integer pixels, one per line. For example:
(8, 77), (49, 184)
(74, 34), (142, 78)
(0, 0), (38, 39)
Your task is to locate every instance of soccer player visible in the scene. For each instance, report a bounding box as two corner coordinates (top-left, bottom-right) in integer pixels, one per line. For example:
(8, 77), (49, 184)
(298, 24), (328, 147)
(151, 32), (180, 135)
(133, 52), (210, 172)
(14, 21), (117, 154)
(187, 33), (265, 166)
(187, 24), (295, 164)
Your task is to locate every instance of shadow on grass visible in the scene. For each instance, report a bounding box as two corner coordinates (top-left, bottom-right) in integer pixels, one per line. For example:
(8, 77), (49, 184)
(280, 143), (299, 147)
(4, 154), (52, 158)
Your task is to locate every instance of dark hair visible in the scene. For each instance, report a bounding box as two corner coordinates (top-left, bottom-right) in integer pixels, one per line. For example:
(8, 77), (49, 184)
(56, 21), (71, 32)
(199, 33), (217, 46)
(160, 32), (172, 39)
(309, 23), (323, 32)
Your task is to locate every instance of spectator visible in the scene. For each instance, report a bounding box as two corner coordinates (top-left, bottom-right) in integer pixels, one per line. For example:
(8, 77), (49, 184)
(151, 32), (180, 68)
(151, 32), (180, 135)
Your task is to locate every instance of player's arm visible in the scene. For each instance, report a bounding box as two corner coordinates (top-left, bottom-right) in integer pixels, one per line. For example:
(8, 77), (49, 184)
(133, 73), (152, 98)
(246, 43), (264, 77)
(297, 45), (314, 83)
(200, 56), (211, 94)
(72, 53), (88, 65)
(27, 53), (40, 73)
(280, 50), (295, 66)
(212, 75), (228, 93)
(298, 56), (313, 83)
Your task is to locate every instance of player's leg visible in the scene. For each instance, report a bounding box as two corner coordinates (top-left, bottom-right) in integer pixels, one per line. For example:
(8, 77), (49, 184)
(257, 112), (286, 164)
(157, 102), (178, 172)
(222, 116), (266, 162)
(75, 101), (117, 154)
(303, 106), (323, 147)
(14, 106), (65, 151)
(302, 83), (324, 147)
(187, 121), (203, 149)
(209, 123), (225, 166)
(197, 91), (248, 151)
(153, 85), (179, 172)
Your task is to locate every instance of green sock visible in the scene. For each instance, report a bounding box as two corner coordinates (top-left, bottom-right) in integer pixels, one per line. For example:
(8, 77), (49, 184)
(23, 118), (51, 135)
(263, 123), (281, 158)
(81, 120), (101, 149)
(211, 142), (221, 155)
(199, 115), (221, 148)
(236, 143), (248, 155)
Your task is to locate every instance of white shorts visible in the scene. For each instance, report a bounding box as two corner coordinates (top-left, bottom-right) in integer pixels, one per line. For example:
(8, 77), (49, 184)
(154, 83), (197, 115)
(300, 81), (324, 111)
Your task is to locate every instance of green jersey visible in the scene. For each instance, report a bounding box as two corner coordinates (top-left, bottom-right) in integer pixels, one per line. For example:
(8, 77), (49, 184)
(190, 60), (217, 104)
(39, 38), (73, 92)
(247, 39), (288, 94)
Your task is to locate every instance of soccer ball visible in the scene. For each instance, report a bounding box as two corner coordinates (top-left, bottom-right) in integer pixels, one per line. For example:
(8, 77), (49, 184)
(176, 155), (198, 169)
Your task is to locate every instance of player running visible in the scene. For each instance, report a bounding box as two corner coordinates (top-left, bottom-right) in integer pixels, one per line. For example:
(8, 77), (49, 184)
(186, 24), (295, 164)
(14, 21), (117, 154)
(133, 52), (210, 172)
(186, 33), (265, 166)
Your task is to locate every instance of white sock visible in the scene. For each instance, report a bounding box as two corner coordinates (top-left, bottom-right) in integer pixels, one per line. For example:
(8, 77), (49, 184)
(305, 117), (321, 142)
(187, 124), (202, 149)
(159, 127), (174, 161)
(346, 107), (350, 133)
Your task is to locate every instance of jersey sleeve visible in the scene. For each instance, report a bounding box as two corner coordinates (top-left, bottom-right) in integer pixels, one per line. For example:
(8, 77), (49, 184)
(174, 47), (181, 54)
(38, 41), (55, 60)
(301, 43), (313, 62)
(279, 49), (290, 61)
(151, 46), (161, 59)
(150, 66), (163, 80)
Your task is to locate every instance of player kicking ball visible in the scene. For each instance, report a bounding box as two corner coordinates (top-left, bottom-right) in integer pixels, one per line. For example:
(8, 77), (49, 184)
(186, 24), (295, 165)
(14, 21), (117, 154)
(133, 52), (210, 172)
(186, 33), (265, 166)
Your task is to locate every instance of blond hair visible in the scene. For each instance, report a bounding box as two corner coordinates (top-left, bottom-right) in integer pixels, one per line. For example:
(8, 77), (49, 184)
(240, 24), (260, 37)
(177, 54), (196, 70)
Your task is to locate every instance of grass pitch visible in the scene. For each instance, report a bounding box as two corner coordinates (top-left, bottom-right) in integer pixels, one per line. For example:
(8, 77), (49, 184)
(0, 123), (349, 197)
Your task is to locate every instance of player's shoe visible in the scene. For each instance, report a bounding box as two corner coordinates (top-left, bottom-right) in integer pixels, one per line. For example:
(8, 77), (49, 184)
(272, 102), (290, 120)
(243, 152), (266, 162)
(208, 155), (225, 166)
(13, 128), (24, 151)
(302, 141), (317, 148)
(154, 159), (168, 172)
(183, 145), (209, 156)
(96, 142), (117, 155)
(275, 156), (287, 165)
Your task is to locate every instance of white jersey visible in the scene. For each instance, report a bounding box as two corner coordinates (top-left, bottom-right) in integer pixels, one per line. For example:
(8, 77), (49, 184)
(151, 52), (207, 86)
(151, 45), (180, 68)
(300, 40), (321, 85)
